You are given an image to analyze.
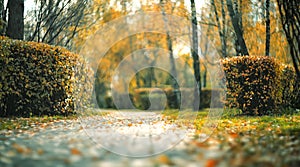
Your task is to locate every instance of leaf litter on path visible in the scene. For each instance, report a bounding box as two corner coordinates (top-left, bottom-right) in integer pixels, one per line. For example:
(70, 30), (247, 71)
(0, 110), (299, 166)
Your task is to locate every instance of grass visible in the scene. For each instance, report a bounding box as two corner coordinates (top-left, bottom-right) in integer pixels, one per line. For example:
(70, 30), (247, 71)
(160, 108), (300, 166)
(161, 108), (300, 135)
(0, 108), (108, 131)
(0, 115), (78, 131)
(1, 108), (300, 135)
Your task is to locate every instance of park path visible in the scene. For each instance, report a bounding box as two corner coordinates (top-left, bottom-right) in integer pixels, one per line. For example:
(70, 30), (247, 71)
(2, 110), (298, 167)
(0, 110), (220, 167)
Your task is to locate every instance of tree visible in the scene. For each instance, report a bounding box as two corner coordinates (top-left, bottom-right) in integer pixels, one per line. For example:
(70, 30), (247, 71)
(265, 0), (270, 56)
(0, 0), (5, 34)
(25, 0), (88, 49)
(0, 0), (3, 19)
(6, 0), (24, 40)
(277, 0), (300, 78)
(159, 0), (180, 108)
(226, 0), (249, 56)
(190, 0), (201, 110)
(211, 0), (227, 58)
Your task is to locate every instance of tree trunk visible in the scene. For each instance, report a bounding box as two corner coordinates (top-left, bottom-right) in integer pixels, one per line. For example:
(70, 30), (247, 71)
(160, 0), (180, 108)
(203, 65), (207, 88)
(211, 0), (227, 58)
(0, 0), (5, 35)
(0, 0), (3, 18)
(265, 0), (270, 56)
(6, 0), (24, 40)
(221, 0), (227, 58)
(130, 37), (141, 88)
(226, 0), (249, 56)
(191, 0), (201, 110)
(277, 0), (300, 78)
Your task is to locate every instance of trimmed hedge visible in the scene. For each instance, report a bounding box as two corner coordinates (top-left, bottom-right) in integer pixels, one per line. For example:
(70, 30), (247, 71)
(104, 94), (135, 109)
(221, 56), (299, 115)
(133, 87), (223, 110)
(133, 88), (176, 110)
(135, 90), (167, 110)
(179, 88), (223, 109)
(0, 36), (92, 117)
(280, 65), (300, 109)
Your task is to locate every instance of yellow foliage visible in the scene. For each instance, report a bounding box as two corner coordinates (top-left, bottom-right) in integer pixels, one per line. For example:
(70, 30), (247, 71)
(0, 37), (93, 117)
(221, 56), (291, 115)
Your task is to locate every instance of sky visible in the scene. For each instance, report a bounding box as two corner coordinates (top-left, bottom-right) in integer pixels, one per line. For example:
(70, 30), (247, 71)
(3, 0), (34, 13)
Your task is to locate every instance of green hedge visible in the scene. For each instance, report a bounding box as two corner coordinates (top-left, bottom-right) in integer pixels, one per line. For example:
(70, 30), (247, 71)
(133, 88), (175, 110)
(136, 92), (167, 110)
(132, 87), (223, 110)
(179, 88), (223, 109)
(280, 65), (300, 109)
(221, 56), (299, 115)
(104, 94), (135, 109)
(0, 36), (92, 117)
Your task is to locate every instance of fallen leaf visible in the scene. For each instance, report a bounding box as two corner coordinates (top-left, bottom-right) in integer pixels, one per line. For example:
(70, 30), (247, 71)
(192, 141), (208, 148)
(229, 132), (238, 138)
(37, 149), (44, 155)
(157, 154), (173, 165)
(12, 143), (31, 154)
(206, 159), (218, 167)
(70, 148), (81, 155)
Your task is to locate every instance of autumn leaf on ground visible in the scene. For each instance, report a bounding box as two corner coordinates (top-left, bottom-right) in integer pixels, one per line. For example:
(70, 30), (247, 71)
(157, 154), (174, 165)
(70, 148), (81, 155)
(12, 143), (32, 154)
(206, 159), (218, 167)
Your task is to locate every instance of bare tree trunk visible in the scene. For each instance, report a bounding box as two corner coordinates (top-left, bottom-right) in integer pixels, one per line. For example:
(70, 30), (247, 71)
(130, 37), (141, 88)
(6, 0), (24, 40)
(265, 0), (270, 56)
(211, 0), (227, 58)
(201, 23), (211, 88)
(203, 65), (207, 88)
(0, 0), (3, 18)
(160, 0), (180, 108)
(238, 0), (243, 34)
(190, 0), (201, 110)
(221, 0), (227, 57)
(0, 0), (5, 35)
(277, 0), (300, 78)
(226, 0), (249, 56)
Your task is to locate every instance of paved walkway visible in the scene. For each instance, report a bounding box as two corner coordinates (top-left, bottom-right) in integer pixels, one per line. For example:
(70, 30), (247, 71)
(1, 110), (299, 167)
(0, 111), (211, 167)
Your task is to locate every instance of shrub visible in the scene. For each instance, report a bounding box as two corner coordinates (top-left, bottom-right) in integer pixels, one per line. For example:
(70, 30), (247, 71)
(221, 56), (282, 115)
(104, 96), (115, 108)
(0, 37), (92, 117)
(110, 93), (134, 109)
(133, 87), (223, 110)
(221, 56), (300, 115)
(137, 92), (167, 110)
(179, 88), (223, 109)
(134, 88), (170, 110)
(292, 79), (300, 109)
(179, 88), (194, 109)
(201, 88), (224, 108)
(138, 94), (150, 110)
(148, 93), (167, 110)
(163, 87), (179, 109)
(133, 88), (154, 110)
(280, 65), (300, 109)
